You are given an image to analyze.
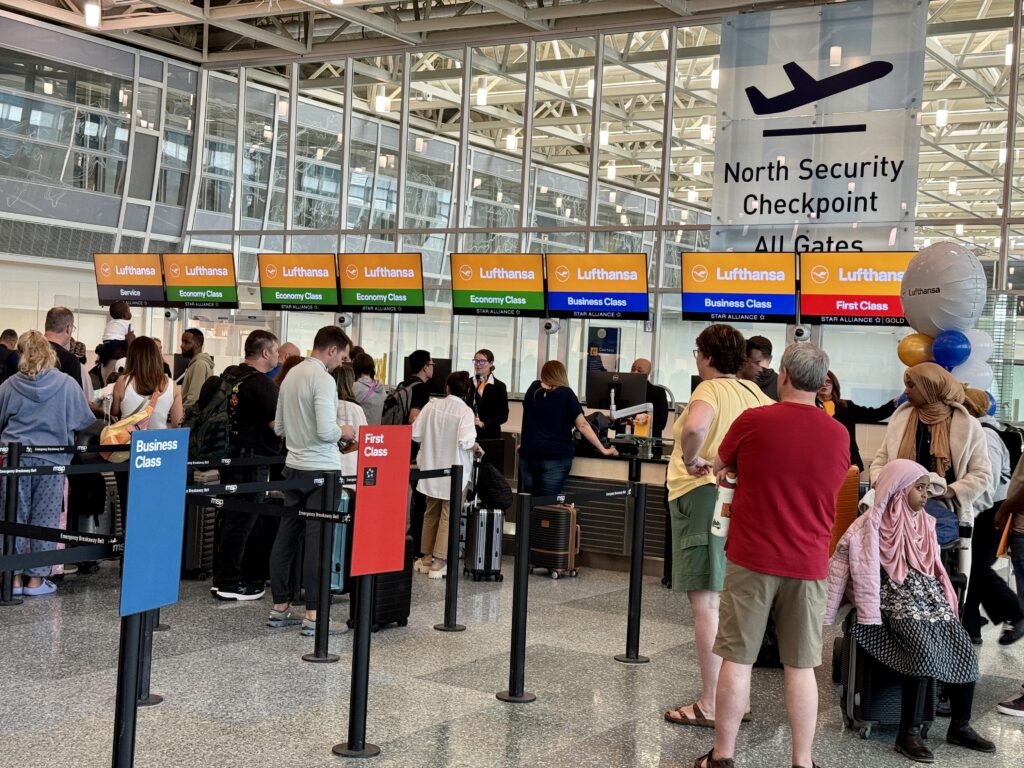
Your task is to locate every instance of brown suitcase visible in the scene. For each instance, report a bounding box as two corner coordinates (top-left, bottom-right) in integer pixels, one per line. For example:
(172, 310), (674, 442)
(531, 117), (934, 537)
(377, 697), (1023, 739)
(528, 503), (580, 579)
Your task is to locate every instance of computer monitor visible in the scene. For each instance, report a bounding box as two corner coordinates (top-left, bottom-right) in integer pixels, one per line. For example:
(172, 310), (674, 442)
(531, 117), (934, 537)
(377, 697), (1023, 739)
(584, 370), (648, 411)
(403, 356), (452, 395)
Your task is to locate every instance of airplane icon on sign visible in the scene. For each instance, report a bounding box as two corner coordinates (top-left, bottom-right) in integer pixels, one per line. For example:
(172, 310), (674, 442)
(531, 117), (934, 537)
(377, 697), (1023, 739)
(746, 60), (894, 115)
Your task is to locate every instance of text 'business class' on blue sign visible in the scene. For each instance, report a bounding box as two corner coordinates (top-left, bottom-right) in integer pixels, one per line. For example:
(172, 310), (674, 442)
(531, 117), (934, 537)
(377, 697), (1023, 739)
(681, 252), (797, 323)
(544, 253), (649, 320)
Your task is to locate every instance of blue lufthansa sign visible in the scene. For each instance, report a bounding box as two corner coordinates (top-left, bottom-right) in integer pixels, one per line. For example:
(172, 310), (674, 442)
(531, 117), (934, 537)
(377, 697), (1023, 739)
(119, 428), (189, 617)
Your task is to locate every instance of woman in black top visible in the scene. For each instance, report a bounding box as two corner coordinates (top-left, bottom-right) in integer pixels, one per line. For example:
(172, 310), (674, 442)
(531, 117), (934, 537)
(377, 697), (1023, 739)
(818, 370), (898, 471)
(468, 348), (509, 440)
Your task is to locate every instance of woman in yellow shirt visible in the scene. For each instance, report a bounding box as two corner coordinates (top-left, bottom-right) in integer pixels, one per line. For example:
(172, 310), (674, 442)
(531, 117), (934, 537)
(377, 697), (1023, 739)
(664, 324), (774, 728)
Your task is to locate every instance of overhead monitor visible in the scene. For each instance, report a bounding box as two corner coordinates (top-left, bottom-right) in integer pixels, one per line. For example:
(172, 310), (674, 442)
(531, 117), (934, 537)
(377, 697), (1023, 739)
(799, 251), (912, 325)
(584, 370), (649, 410)
(545, 253), (649, 320)
(402, 356), (452, 395)
(682, 251), (797, 323)
(161, 252), (239, 309)
(450, 252), (546, 317)
(257, 253), (338, 311)
(93, 253), (164, 307)
(338, 252), (425, 314)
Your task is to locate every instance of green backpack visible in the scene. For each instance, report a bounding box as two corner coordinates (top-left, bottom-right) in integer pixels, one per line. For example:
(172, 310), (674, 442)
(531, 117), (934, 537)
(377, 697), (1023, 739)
(184, 367), (258, 462)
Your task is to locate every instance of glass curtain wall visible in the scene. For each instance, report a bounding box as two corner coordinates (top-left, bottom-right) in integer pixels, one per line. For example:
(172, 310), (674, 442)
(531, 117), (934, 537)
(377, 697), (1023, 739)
(183, 8), (1023, 412)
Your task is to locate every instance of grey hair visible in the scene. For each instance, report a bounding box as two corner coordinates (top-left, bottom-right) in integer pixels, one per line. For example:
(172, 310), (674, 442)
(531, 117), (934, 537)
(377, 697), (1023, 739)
(780, 343), (830, 393)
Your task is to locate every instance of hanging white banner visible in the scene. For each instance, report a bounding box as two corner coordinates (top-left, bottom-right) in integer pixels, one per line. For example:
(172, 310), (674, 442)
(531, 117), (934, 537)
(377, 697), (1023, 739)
(710, 0), (927, 253)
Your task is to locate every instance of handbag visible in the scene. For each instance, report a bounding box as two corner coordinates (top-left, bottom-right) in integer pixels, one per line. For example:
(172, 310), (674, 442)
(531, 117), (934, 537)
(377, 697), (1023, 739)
(924, 496), (960, 547)
(100, 389), (160, 462)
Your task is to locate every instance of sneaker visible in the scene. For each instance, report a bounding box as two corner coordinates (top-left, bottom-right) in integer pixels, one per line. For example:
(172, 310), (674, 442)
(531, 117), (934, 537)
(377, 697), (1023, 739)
(428, 559), (447, 580)
(997, 694), (1024, 717)
(998, 618), (1024, 646)
(215, 582), (266, 601)
(301, 617), (349, 636)
(11, 584), (23, 596)
(267, 606), (304, 628)
(22, 579), (57, 596)
(414, 557), (433, 574)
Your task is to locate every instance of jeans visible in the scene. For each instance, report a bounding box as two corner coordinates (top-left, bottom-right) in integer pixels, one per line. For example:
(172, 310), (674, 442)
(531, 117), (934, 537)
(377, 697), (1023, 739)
(1011, 531), (1024, 610)
(268, 468), (339, 609)
(519, 456), (574, 498)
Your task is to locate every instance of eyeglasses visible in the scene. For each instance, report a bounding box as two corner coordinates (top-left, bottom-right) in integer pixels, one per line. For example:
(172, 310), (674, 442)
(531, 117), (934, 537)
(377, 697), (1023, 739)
(692, 349), (699, 359)
(473, 358), (489, 365)
(426, 361), (435, 367)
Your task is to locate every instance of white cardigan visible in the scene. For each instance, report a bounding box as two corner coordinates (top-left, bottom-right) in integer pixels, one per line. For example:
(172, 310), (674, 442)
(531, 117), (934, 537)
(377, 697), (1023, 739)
(868, 403), (992, 520)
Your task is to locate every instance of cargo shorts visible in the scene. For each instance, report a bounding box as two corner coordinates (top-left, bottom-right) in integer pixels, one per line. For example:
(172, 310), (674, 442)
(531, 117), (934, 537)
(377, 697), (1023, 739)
(714, 559), (827, 669)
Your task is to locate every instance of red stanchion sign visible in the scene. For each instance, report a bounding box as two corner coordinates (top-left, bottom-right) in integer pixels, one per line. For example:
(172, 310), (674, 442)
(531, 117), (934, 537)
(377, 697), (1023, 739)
(351, 425), (413, 576)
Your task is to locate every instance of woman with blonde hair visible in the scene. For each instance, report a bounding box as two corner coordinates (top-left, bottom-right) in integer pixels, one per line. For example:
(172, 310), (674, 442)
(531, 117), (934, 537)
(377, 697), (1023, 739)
(0, 331), (94, 596)
(518, 360), (617, 497)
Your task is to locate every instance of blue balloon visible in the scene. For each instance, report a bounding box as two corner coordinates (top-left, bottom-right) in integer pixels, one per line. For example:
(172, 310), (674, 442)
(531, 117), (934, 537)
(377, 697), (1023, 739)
(986, 391), (997, 417)
(932, 330), (971, 370)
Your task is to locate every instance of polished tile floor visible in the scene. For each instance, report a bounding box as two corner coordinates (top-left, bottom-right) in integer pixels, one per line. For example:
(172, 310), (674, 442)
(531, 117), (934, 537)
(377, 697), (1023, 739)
(1, 561), (1022, 768)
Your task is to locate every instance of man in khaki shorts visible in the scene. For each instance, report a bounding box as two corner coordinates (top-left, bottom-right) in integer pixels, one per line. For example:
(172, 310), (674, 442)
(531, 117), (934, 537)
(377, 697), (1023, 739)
(693, 343), (850, 768)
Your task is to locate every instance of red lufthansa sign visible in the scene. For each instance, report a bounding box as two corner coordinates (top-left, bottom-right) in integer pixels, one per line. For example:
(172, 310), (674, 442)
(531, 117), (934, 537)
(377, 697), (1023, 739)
(350, 426), (413, 576)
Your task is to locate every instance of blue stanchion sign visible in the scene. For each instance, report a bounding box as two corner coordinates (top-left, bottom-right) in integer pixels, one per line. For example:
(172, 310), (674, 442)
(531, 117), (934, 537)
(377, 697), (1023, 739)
(119, 428), (189, 617)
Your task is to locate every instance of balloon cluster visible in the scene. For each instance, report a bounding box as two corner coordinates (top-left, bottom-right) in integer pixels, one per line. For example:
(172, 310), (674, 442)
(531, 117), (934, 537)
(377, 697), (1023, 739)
(898, 242), (995, 414)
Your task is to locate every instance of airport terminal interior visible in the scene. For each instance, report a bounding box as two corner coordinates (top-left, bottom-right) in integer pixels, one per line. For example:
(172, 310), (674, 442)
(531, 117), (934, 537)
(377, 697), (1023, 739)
(2, 0), (1024, 765)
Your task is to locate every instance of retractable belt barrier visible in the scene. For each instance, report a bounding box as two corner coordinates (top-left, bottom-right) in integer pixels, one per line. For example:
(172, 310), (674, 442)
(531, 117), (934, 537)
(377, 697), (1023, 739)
(497, 480), (649, 704)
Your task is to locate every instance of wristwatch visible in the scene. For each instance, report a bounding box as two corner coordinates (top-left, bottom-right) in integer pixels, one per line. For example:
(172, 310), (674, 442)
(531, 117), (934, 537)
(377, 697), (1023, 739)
(684, 455), (700, 468)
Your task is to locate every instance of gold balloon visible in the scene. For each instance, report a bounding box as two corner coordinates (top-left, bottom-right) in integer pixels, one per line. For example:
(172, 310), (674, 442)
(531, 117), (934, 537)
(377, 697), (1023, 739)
(897, 333), (935, 367)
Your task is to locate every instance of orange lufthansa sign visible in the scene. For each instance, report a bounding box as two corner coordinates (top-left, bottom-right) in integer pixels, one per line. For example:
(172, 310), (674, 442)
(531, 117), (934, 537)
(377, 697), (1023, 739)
(93, 253), (164, 307)
(337, 253), (425, 313)
(257, 253), (338, 310)
(799, 251), (912, 325)
(545, 253), (649, 319)
(162, 253), (238, 308)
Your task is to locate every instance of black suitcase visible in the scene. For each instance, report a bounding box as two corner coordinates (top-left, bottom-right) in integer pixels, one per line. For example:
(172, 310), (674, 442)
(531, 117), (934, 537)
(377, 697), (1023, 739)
(834, 615), (935, 739)
(528, 503), (580, 579)
(182, 470), (217, 580)
(348, 535), (414, 631)
(464, 506), (503, 582)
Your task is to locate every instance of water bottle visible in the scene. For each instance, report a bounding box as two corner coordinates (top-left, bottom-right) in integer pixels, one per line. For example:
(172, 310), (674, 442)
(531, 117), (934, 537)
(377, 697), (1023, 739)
(710, 472), (738, 538)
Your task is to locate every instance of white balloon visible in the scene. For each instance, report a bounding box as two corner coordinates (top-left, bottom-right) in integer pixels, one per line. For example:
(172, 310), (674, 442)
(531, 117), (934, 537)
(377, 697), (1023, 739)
(950, 359), (994, 391)
(964, 328), (993, 362)
(900, 242), (988, 337)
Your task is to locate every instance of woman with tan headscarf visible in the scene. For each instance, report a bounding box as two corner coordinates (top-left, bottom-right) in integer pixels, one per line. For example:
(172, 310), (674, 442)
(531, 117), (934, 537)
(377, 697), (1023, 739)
(869, 363), (992, 522)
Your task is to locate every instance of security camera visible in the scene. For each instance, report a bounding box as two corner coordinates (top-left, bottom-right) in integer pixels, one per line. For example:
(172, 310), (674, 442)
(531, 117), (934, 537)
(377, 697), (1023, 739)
(335, 313), (352, 328)
(543, 319), (560, 335)
(163, 309), (179, 321)
(792, 324), (812, 343)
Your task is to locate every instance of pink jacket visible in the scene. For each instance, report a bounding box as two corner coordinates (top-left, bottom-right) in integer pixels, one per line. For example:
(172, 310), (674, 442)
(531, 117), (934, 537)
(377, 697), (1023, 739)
(825, 487), (957, 625)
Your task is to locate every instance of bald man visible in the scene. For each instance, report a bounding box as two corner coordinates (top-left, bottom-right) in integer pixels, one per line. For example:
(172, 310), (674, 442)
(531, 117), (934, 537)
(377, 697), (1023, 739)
(615, 358), (669, 439)
(267, 341), (301, 379)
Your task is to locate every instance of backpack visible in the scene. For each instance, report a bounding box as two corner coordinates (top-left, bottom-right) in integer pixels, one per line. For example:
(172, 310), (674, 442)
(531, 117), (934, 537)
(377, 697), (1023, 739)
(184, 367), (258, 462)
(982, 421), (1024, 477)
(475, 461), (513, 510)
(380, 379), (425, 426)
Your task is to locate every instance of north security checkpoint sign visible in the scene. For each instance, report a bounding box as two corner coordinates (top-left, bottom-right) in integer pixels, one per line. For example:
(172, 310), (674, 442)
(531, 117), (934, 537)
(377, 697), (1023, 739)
(258, 253), (339, 311)
(338, 252), (425, 314)
(799, 251), (911, 326)
(162, 252), (239, 309)
(94, 253), (165, 307)
(545, 253), (649, 320)
(120, 429), (189, 617)
(451, 253), (546, 317)
(682, 252), (796, 323)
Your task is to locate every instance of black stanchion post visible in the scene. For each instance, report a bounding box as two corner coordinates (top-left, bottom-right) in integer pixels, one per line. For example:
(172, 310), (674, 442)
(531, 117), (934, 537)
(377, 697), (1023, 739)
(137, 609), (163, 705)
(435, 464), (465, 633)
(304, 474), (339, 663)
(497, 492), (536, 703)
(333, 573), (381, 758)
(1, 441), (24, 606)
(112, 611), (143, 768)
(616, 482), (650, 664)
(153, 607), (169, 632)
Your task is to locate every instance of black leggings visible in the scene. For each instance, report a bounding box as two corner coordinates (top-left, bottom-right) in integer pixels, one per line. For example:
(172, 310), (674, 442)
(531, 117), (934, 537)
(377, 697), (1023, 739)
(901, 676), (975, 729)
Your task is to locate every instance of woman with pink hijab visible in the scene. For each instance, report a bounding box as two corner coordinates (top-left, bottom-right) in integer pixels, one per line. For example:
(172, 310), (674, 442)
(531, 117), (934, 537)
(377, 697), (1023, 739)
(826, 459), (994, 763)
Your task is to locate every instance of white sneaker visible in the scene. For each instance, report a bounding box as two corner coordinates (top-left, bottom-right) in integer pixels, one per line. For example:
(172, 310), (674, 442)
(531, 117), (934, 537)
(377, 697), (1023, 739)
(428, 559), (447, 579)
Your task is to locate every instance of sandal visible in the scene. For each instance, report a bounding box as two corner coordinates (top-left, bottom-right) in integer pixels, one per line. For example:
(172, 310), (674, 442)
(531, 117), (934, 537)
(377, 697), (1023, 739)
(693, 749), (735, 768)
(665, 702), (715, 728)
